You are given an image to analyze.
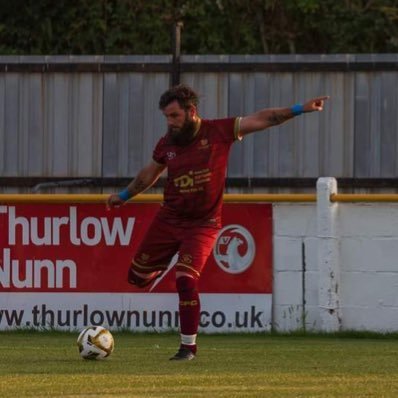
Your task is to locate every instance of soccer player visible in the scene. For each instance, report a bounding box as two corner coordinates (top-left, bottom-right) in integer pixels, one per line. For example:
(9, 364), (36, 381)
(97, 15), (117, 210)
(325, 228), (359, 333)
(107, 84), (329, 360)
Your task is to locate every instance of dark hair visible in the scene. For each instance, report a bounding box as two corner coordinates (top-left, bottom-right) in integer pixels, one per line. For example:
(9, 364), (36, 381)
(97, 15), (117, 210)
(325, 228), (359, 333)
(159, 84), (199, 110)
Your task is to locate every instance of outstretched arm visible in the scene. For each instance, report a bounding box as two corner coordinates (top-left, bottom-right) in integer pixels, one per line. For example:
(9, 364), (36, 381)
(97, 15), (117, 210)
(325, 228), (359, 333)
(239, 96), (329, 138)
(107, 160), (166, 208)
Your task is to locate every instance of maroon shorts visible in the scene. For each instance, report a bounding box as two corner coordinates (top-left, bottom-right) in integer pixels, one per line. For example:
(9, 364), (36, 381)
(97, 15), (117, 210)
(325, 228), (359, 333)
(132, 216), (219, 280)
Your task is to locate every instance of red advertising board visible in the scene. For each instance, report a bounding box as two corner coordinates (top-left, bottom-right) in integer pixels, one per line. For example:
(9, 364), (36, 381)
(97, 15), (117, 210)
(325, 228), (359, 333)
(0, 203), (272, 294)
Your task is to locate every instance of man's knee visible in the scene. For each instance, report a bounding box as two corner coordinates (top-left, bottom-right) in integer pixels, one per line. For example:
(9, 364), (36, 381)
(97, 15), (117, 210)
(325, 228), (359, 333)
(127, 267), (154, 288)
(176, 275), (198, 294)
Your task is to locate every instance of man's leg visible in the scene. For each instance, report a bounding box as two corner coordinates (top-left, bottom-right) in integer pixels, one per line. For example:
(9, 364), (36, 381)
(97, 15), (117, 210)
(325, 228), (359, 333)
(128, 217), (179, 288)
(174, 274), (200, 358)
(127, 268), (162, 287)
(170, 227), (219, 360)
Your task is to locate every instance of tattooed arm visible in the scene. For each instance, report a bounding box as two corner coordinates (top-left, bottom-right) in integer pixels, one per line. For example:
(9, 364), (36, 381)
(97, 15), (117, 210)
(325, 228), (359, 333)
(126, 160), (166, 196)
(239, 96), (329, 138)
(107, 160), (166, 208)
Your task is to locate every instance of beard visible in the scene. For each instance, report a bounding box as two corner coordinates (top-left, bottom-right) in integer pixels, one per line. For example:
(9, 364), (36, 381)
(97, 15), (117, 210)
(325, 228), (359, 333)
(168, 116), (198, 147)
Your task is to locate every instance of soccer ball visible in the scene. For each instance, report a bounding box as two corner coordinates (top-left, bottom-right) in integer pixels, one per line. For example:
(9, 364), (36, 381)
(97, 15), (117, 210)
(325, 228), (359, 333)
(77, 326), (114, 360)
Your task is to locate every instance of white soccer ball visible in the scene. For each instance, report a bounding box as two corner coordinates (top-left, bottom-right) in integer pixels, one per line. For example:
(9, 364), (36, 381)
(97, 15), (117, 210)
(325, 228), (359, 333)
(77, 326), (114, 360)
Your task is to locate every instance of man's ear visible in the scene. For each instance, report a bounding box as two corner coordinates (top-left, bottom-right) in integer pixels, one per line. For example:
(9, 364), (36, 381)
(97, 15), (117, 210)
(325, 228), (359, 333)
(188, 105), (197, 118)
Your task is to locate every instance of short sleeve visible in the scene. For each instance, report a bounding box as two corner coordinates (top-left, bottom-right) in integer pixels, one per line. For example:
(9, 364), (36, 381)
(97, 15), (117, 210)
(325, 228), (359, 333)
(234, 117), (243, 141)
(211, 117), (242, 143)
(152, 137), (166, 164)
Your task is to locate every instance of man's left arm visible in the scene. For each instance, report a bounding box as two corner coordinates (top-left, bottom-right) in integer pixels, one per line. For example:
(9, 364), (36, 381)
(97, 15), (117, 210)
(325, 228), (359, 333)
(239, 96), (329, 138)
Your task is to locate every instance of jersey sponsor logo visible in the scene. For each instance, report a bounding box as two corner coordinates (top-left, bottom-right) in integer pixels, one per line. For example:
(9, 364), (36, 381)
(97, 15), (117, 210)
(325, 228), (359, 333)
(213, 224), (255, 274)
(173, 169), (212, 191)
(174, 172), (194, 188)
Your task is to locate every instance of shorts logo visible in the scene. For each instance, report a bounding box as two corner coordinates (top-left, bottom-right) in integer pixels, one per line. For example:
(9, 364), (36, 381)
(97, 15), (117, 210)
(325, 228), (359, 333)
(213, 224), (255, 274)
(181, 254), (193, 264)
(140, 253), (150, 263)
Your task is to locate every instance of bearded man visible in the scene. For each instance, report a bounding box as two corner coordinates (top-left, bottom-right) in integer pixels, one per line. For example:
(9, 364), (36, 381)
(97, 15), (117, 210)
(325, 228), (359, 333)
(107, 84), (329, 360)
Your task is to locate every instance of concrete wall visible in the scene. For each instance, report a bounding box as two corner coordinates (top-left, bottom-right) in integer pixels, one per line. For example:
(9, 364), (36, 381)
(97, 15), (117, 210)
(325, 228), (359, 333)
(273, 178), (398, 332)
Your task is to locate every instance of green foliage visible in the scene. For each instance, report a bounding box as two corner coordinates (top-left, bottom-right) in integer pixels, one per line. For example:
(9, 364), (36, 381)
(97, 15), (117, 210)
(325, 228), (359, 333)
(0, 0), (397, 54)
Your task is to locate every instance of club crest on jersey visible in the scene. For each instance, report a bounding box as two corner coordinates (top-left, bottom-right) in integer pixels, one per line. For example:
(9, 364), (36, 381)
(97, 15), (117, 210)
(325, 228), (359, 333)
(213, 224), (255, 274)
(199, 138), (209, 149)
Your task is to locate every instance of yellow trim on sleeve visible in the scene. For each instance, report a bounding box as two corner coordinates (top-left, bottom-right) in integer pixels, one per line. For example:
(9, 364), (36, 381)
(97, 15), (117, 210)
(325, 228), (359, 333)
(234, 117), (243, 141)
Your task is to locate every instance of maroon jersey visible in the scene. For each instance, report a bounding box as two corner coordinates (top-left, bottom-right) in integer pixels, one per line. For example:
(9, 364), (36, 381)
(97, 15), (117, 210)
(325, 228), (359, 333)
(153, 117), (241, 227)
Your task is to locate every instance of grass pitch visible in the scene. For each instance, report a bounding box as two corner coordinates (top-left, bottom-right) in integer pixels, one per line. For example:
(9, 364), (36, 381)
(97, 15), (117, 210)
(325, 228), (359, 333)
(1, 331), (398, 397)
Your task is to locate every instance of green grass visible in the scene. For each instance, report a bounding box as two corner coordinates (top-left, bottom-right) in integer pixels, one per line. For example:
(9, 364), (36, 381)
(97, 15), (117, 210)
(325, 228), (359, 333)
(1, 331), (398, 397)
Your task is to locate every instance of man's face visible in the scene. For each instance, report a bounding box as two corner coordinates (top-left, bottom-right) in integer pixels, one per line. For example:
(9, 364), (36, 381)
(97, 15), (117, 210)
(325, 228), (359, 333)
(162, 100), (197, 146)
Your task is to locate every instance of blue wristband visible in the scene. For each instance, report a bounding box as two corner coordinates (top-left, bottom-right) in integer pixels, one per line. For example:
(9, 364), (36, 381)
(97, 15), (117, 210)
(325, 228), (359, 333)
(118, 188), (132, 202)
(291, 104), (304, 116)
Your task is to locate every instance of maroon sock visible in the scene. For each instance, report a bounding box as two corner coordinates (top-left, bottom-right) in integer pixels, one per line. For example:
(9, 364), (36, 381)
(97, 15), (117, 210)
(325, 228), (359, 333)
(181, 343), (197, 354)
(176, 276), (200, 352)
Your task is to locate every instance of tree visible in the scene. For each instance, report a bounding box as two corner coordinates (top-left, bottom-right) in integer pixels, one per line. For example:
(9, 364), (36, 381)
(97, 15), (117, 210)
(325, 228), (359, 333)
(0, 0), (397, 54)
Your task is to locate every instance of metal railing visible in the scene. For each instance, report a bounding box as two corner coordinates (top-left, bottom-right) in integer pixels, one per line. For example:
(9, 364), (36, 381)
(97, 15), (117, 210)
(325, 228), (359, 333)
(2, 193), (398, 203)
